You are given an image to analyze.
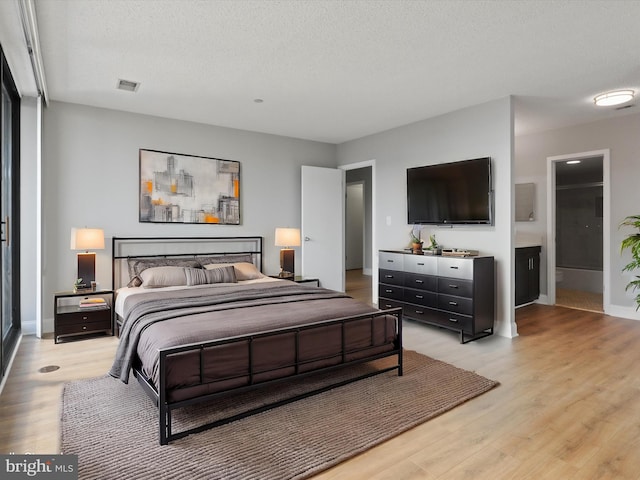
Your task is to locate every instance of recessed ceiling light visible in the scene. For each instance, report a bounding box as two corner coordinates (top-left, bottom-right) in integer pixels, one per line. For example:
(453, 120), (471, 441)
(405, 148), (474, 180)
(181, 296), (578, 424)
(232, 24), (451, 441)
(566, 160), (581, 165)
(117, 79), (140, 92)
(594, 89), (634, 107)
(253, 98), (264, 103)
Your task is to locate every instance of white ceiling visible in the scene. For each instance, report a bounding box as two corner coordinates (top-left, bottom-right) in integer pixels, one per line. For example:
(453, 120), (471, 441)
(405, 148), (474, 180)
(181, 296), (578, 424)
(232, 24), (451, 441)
(5, 0), (640, 143)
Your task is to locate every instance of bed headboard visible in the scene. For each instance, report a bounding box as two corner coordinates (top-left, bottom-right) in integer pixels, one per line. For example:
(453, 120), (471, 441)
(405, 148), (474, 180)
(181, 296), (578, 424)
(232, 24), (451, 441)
(112, 236), (263, 291)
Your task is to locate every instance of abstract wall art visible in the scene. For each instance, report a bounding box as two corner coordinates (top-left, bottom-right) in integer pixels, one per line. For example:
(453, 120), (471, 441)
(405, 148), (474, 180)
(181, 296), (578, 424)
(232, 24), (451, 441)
(139, 149), (240, 224)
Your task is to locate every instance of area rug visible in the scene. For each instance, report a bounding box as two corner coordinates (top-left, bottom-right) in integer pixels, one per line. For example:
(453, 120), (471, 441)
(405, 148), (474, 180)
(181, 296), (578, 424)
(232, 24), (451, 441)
(61, 350), (498, 480)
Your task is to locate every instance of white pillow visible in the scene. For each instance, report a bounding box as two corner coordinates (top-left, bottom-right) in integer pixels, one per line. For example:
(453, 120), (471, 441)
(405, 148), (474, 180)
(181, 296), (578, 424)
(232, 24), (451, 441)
(204, 262), (265, 280)
(139, 266), (187, 288)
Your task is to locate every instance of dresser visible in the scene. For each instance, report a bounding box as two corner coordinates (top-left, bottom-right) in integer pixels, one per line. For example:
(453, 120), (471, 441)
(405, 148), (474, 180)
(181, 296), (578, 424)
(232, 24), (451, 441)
(378, 251), (495, 343)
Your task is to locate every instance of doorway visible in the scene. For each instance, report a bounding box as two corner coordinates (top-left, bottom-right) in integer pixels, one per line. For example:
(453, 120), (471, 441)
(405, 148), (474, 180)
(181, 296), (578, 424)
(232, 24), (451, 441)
(546, 150), (610, 313)
(343, 162), (374, 305)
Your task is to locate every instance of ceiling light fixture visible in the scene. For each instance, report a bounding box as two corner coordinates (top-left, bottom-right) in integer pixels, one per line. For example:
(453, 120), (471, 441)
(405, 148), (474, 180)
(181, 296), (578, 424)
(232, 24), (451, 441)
(253, 98), (264, 103)
(593, 89), (634, 107)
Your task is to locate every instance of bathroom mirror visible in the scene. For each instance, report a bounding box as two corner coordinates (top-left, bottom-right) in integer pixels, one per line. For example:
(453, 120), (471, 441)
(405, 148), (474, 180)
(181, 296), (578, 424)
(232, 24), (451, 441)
(515, 183), (535, 222)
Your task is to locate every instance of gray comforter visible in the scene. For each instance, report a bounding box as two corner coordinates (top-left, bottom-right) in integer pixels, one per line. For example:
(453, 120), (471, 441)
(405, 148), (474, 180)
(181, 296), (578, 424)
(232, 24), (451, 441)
(108, 282), (376, 385)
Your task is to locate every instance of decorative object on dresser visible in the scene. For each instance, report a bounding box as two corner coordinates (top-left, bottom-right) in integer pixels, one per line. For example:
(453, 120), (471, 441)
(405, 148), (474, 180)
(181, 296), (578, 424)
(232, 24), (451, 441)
(54, 290), (113, 343)
(378, 250), (494, 343)
(515, 246), (541, 306)
(139, 149), (240, 225)
(70, 227), (105, 290)
(274, 227), (301, 278)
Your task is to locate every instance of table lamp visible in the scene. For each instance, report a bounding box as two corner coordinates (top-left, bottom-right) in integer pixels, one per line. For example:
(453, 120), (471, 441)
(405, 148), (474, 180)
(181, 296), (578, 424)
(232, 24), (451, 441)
(70, 227), (105, 289)
(275, 227), (301, 279)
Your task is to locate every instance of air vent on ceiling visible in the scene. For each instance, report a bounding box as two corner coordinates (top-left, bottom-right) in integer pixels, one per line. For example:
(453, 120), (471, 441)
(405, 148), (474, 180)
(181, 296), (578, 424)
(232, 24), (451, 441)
(117, 79), (140, 92)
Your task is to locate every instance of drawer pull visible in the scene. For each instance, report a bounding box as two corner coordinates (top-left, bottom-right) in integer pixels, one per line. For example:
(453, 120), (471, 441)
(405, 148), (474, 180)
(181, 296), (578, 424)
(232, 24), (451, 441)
(448, 284), (458, 289)
(82, 325), (87, 330)
(82, 316), (88, 320)
(415, 279), (423, 284)
(417, 262), (424, 266)
(448, 318), (459, 323)
(385, 275), (394, 278)
(384, 304), (393, 308)
(415, 310), (424, 314)
(385, 289), (393, 293)
(449, 301), (458, 306)
(415, 295), (423, 299)
(386, 259), (394, 263)
(450, 266), (459, 270)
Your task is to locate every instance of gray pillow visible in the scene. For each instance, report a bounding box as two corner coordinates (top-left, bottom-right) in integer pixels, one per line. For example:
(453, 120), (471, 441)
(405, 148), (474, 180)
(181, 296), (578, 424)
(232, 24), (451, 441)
(139, 266), (188, 288)
(184, 266), (237, 286)
(127, 257), (201, 279)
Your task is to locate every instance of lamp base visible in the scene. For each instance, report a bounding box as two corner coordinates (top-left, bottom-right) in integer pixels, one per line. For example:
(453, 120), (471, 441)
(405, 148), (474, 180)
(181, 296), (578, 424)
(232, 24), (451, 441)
(77, 252), (96, 287)
(279, 248), (295, 278)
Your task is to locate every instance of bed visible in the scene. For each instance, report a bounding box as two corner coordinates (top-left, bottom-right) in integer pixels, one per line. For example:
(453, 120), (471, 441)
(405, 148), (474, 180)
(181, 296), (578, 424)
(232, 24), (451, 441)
(108, 236), (403, 444)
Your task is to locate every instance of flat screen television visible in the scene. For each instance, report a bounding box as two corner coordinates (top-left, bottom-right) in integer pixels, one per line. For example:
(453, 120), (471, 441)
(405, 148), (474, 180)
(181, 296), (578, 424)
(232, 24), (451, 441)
(407, 157), (493, 225)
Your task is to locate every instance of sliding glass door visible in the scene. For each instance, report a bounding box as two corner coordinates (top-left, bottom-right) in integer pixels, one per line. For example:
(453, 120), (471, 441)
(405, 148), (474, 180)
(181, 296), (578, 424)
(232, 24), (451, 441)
(1, 44), (20, 378)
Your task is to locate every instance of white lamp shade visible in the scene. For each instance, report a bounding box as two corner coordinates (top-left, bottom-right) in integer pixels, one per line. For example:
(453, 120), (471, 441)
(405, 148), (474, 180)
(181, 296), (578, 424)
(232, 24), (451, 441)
(70, 228), (105, 250)
(275, 228), (301, 247)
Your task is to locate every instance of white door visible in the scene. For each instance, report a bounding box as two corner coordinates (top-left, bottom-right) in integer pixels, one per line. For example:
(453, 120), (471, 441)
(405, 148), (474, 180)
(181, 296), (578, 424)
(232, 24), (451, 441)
(301, 166), (344, 291)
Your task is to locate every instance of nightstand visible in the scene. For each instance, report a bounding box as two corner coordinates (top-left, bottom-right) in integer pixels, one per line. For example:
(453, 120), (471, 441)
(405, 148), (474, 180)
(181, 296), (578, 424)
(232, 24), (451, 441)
(269, 275), (320, 287)
(54, 290), (114, 343)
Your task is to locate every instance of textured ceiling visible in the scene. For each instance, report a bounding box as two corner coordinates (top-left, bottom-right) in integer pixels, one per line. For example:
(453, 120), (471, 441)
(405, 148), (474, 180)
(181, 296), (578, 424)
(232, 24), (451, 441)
(15, 1), (640, 143)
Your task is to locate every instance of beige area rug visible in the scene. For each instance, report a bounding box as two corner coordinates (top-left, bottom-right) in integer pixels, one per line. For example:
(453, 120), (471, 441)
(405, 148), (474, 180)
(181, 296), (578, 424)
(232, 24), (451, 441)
(61, 350), (498, 480)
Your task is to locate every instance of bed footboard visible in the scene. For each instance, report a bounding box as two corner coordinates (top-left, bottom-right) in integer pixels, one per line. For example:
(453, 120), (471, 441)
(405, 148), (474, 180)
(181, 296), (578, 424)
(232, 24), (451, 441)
(133, 307), (403, 445)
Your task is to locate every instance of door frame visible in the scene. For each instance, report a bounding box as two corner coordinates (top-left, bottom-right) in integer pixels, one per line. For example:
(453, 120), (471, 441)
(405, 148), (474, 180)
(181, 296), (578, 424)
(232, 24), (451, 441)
(340, 160), (376, 300)
(546, 149), (610, 310)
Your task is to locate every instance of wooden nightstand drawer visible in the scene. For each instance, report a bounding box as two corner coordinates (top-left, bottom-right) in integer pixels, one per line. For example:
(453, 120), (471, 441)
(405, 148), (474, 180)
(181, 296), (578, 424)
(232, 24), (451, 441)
(56, 318), (112, 336)
(56, 308), (111, 326)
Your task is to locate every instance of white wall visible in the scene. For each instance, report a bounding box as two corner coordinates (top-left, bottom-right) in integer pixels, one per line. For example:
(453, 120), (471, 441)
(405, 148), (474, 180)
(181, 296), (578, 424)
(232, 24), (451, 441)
(39, 101), (336, 333)
(515, 112), (640, 319)
(336, 97), (516, 338)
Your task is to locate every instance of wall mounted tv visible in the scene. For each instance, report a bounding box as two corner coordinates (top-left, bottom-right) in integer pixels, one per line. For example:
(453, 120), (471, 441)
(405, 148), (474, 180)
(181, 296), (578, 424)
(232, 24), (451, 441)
(407, 157), (493, 225)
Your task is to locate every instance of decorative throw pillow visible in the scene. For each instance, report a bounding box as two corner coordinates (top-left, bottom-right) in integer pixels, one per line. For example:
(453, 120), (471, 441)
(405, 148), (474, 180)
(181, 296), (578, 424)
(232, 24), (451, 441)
(139, 266), (188, 288)
(185, 266), (237, 286)
(203, 262), (264, 280)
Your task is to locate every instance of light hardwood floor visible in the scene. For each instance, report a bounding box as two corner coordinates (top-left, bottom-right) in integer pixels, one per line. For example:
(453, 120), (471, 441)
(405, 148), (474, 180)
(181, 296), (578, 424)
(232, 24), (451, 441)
(3, 303), (640, 479)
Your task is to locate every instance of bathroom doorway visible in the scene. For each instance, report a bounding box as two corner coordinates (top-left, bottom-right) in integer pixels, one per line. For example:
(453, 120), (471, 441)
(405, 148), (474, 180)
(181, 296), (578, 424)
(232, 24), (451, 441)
(547, 150), (610, 313)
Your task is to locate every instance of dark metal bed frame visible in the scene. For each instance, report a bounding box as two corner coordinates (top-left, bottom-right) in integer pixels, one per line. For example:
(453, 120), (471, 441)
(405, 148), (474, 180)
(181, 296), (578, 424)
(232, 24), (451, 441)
(112, 236), (403, 445)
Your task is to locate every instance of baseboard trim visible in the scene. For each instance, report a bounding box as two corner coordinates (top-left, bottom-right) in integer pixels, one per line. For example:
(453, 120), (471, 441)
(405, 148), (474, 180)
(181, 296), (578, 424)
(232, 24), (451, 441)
(605, 304), (640, 321)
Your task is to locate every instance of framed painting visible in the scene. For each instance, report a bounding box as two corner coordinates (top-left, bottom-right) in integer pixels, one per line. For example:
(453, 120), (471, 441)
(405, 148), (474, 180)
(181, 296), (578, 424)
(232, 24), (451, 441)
(139, 149), (240, 224)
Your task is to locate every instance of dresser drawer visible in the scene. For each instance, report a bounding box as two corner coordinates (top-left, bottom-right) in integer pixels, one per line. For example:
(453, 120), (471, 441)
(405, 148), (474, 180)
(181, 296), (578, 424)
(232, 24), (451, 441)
(56, 308), (111, 326)
(438, 294), (473, 316)
(402, 304), (438, 323)
(437, 257), (473, 280)
(379, 252), (404, 270)
(432, 310), (473, 333)
(378, 298), (404, 311)
(437, 277), (473, 297)
(404, 255), (437, 275)
(378, 284), (403, 301)
(403, 288), (437, 307)
(404, 273), (437, 291)
(379, 269), (404, 286)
